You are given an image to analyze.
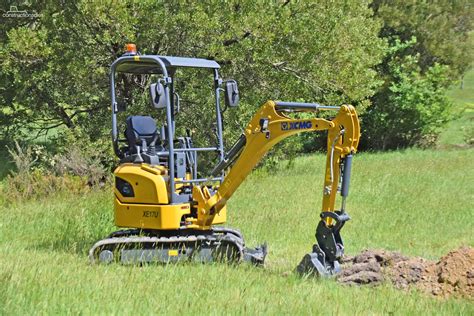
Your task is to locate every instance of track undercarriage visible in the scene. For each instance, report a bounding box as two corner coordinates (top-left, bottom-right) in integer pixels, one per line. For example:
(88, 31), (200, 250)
(89, 227), (267, 265)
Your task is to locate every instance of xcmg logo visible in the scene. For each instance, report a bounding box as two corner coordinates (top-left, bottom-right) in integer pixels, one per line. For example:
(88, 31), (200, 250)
(281, 121), (312, 131)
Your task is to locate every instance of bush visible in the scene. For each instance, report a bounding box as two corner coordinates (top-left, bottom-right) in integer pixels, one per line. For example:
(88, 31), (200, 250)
(1, 141), (110, 202)
(52, 128), (115, 185)
(4, 169), (87, 203)
(362, 38), (453, 150)
(464, 124), (474, 146)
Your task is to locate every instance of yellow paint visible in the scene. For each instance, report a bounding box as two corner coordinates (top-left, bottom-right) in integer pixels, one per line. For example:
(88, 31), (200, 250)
(168, 250), (179, 256)
(321, 105), (360, 221)
(133, 55), (140, 61)
(114, 163), (168, 204)
(114, 198), (190, 229)
(212, 205), (226, 224)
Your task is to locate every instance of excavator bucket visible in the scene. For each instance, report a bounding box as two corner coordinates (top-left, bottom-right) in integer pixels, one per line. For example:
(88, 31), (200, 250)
(296, 211), (349, 277)
(296, 245), (341, 277)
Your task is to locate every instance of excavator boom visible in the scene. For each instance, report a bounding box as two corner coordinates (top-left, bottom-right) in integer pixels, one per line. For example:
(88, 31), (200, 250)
(192, 100), (360, 275)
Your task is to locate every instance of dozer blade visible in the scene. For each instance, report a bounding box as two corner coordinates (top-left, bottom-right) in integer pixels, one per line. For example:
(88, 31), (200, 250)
(89, 227), (267, 266)
(243, 243), (267, 265)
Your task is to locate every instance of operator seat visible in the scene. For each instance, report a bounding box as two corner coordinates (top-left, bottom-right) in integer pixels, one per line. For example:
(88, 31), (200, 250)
(124, 115), (161, 164)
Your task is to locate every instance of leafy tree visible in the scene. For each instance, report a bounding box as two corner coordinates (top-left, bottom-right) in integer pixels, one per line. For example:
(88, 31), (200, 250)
(362, 0), (473, 149)
(0, 1), (385, 164)
(363, 38), (452, 149)
(372, 0), (473, 79)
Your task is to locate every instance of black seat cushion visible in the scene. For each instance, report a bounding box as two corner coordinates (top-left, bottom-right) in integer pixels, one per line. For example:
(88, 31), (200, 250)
(125, 116), (158, 148)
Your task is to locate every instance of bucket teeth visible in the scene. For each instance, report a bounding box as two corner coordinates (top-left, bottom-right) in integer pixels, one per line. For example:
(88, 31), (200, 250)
(296, 211), (349, 277)
(296, 245), (341, 277)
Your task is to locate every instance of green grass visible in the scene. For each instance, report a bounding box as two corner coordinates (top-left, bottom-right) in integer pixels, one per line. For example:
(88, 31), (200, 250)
(438, 68), (474, 147)
(1, 149), (473, 314)
(1, 67), (472, 315)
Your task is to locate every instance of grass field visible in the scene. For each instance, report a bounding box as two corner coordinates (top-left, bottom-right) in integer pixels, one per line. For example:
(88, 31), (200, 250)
(1, 70), (473, 315)
(1, 149), (473, 314)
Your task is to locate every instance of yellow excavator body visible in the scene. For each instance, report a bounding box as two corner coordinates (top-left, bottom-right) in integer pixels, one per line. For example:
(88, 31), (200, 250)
(89, 47), (360, 276)
(114, 164), (226, 229)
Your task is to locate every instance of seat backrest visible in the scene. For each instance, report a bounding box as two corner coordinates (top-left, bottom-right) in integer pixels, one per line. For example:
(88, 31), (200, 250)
(125, 116), (158, 148)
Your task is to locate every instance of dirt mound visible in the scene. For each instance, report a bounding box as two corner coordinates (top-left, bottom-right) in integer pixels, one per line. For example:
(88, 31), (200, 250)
(418, 246), (474, 298)
(337, 246), (474, 299)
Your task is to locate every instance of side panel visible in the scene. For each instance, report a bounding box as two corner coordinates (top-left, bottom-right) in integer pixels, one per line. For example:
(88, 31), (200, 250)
(114, 164), (169, 204)
(115, 198), (191, 229)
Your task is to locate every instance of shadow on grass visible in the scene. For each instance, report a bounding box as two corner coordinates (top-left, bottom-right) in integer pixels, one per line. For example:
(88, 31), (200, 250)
(0, 147), (14, 181)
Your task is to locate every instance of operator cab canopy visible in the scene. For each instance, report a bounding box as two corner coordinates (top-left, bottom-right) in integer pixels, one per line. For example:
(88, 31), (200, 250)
(114, 55), (221, 75)
(110, 48), (240, 168)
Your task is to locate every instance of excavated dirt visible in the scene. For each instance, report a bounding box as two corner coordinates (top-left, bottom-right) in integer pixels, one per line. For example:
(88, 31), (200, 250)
(336, 246), (474, 299)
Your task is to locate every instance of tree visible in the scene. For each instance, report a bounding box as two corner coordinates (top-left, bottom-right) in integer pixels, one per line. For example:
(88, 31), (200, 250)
(362, 0), (473, 149)
(363, 38), (452, 149)
(0, 1), (385, 163)
(372, 0), (473, 79)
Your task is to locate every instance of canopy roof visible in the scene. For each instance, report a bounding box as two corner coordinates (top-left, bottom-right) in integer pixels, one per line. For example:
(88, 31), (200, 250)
(114, 55), (220, 74)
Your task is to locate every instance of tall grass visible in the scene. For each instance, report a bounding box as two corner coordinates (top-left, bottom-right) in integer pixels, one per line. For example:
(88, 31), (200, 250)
(0, 149), (473, 314)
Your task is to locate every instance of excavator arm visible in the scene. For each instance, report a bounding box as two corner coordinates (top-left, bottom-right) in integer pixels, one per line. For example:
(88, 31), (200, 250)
(191, 100), (360, 275)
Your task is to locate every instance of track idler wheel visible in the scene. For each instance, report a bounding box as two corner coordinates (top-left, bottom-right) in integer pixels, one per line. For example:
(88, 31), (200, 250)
(212, 235), (243, 263)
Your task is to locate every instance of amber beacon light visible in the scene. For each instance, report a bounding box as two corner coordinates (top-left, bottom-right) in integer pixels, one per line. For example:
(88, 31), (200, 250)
(124, 43), (137, 55)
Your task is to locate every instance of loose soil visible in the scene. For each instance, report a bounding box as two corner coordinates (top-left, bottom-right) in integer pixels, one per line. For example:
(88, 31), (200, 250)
(337, 246), (474, 299)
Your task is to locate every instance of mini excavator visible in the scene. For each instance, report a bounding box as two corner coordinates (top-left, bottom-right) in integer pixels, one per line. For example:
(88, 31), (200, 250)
(89, 44), (360, 276)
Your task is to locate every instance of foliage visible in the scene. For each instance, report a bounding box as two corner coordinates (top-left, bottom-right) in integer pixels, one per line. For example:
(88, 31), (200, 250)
(372, 0), (473, 79)
(363, 38), (453, 149)
(1, 141), (109, 202)
(362, 0), (473, 150)
(0, 0), (472, 166)
(465, 125), (474, 146)
(0, 1), (385, 167)
(3, 169), (86, 203)
(438, 68), (474, 148)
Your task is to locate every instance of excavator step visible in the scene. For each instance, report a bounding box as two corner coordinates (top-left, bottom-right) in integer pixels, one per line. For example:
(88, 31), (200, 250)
(89, 227), (267, 266)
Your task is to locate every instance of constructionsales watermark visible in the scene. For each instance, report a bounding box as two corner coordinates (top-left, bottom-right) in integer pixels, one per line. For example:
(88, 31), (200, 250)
(2, 6), (42, 18)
